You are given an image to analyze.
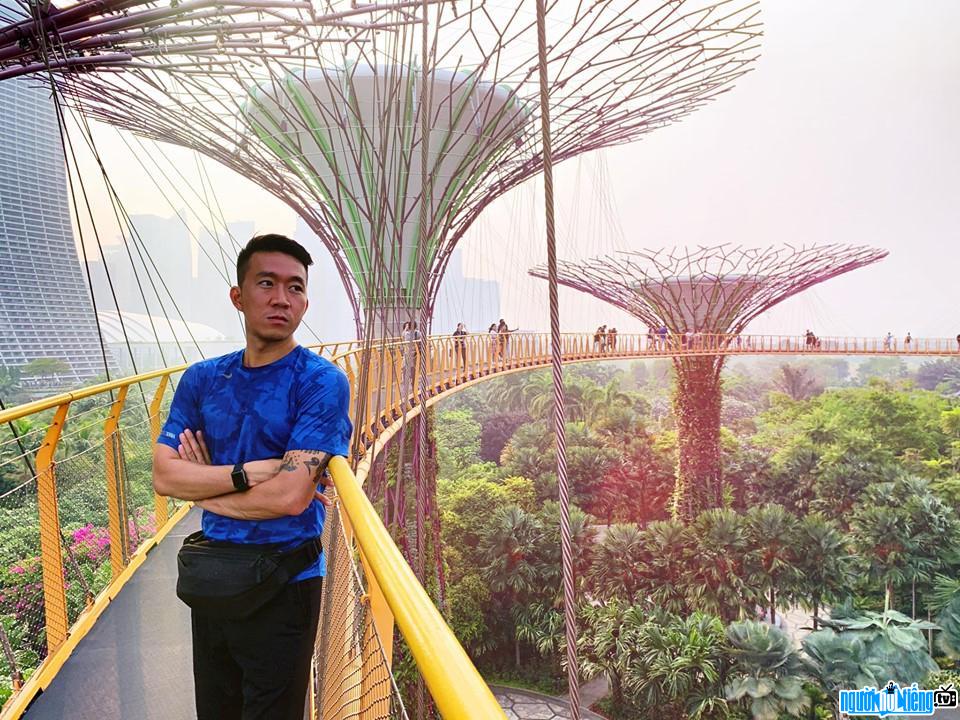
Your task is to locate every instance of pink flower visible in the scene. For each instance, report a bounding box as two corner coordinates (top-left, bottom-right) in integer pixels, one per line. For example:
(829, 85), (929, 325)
(10, 565), (25, 575)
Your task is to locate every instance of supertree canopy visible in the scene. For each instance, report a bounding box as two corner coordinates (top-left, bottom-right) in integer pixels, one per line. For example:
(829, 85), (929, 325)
(0, 0), (317, 81)
(531, 243), (888, 521)
(48, 0), (763, 336)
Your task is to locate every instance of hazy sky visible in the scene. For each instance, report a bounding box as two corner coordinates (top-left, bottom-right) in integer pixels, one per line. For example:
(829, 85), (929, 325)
(77, 0), (960, 340)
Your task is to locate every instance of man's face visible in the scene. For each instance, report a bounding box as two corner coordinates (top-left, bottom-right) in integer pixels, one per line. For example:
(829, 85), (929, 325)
(232, 251), (309, 342)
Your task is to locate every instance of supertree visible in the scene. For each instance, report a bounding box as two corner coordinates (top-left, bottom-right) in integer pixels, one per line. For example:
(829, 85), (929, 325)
(0, 0), (325, 81)
(531, 244), (888, 522)
(44, 0), (764, 338)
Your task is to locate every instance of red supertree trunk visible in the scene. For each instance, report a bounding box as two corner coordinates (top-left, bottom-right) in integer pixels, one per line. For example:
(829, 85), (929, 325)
(671, 356), (725, 522)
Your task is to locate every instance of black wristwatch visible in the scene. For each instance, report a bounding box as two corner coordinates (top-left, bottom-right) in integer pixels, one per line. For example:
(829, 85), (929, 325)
(231, 462), (250, 492)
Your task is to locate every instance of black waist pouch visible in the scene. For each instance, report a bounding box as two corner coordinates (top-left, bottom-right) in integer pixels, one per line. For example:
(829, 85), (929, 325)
(176, 531), (322, 619)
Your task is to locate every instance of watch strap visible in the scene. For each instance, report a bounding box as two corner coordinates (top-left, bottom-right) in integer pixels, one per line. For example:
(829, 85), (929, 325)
(231, 462), (249, 492)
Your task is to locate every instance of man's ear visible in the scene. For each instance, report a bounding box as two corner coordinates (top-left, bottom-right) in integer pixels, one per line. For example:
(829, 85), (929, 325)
(230, 286), (242, 311)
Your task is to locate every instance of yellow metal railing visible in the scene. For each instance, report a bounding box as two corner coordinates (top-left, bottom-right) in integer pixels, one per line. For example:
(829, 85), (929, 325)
(2, 331), (959, 718)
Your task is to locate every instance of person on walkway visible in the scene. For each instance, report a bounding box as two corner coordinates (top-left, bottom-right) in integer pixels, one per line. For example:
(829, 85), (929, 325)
(452, 322), (468, 375)
(488, 323), (500, 360)
(608, 327), (618, 351)
(646, 327), (656, 351)
(884, 332), (893, 351)
(401, 320), (420, 396)
(904, 332), (912, 351)
(497, 318), (517, 359)
(956, 333), (960, 351)
(152, 234), (353, 720)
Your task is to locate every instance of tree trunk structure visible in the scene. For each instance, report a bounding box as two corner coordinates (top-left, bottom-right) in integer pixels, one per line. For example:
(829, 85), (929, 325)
(672, 356), (724, 522)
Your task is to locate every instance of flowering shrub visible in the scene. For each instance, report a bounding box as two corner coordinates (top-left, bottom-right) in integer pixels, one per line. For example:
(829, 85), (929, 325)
(70, 524), (110, 565)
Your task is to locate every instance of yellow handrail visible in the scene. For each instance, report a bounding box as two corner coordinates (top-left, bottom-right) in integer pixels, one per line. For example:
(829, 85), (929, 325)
(329, 456), (507, 719)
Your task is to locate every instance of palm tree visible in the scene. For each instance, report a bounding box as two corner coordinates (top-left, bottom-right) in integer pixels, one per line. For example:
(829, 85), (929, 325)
(743, 504), (800, 626)
(685, 509), (755, 621)
(515, 602), (566, 676)
(491, 375), (530, 414)
(773, 365), (822, 401)
(789, 513), (851, 630)
(640, 519), (691, 616)
(578, 600), (647, 715)
(533, 501), (596, 598)
(849, 477), (959, 612)
(848, 500), (908, 611)
(478, 505), (542, 667)
(581, 378), (633, 428)
(628, 612), (729, 720)
(587, 524), (646, 602)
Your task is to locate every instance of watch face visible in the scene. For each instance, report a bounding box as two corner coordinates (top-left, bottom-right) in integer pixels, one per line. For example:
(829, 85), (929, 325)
(232, 465), (247, 489)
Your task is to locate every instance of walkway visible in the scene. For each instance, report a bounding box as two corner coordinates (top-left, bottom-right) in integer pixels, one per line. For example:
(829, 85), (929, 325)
(492, 686), (606, 720)
(21, 512), (199, 719)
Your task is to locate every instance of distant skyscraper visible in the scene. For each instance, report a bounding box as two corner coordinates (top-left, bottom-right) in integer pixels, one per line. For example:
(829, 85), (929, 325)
(0, 75), (105, 384)
(433, 246), (500, 335)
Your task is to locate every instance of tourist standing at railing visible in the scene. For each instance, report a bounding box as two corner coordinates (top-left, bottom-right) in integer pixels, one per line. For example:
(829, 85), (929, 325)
(956, 333), (960, 351)
(658, 325), (669, 350)
(152, 234), (353, 720)
(401, 320), (420, 395)
(488, 323), (499, 359)
(904, 332), (912, 351)
(608, 327), (618, 352)
(884, 332), (894, 351)
(646, 327), (656, 351)
(452, 322), (468, 373)
(593, 325), (605, 352)
(497, 318), (517, 359)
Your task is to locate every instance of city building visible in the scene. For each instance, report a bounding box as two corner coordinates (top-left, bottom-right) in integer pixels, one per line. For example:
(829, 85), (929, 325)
(0, 74), (106, 386)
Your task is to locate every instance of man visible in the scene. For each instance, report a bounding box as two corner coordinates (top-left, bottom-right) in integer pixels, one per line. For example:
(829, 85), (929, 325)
(152, 234), (353, 719)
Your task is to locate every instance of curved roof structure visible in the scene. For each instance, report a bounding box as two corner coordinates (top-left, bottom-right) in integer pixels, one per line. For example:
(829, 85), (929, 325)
(96, 311), (227, 344)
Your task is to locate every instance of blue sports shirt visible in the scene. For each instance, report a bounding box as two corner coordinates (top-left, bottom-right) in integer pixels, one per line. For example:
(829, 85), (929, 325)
(157, 345), (353, 580)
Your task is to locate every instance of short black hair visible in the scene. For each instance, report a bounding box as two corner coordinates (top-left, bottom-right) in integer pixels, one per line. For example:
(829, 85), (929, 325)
(236, 234), (313, 285)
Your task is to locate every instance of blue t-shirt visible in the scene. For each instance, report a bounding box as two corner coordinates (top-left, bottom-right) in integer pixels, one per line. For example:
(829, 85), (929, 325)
(157, 345), (353, 580)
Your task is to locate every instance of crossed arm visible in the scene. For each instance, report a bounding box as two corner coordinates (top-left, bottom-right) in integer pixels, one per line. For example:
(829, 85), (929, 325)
(152, 429), (333, 520)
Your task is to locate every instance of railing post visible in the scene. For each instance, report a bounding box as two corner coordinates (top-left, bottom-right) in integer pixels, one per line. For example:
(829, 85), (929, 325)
(149, 375), (170, 529)
(36, 402), (70, 653)
(105, 385), (130, 579)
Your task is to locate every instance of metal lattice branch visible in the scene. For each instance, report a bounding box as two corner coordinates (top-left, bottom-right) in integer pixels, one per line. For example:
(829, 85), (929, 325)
(530, 243), (889, 334)
(0, 0), (435, 81)
(38, 0), (762, 334)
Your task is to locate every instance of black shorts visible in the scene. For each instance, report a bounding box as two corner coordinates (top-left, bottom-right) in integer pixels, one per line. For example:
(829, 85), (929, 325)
(191, 576), (323, 720)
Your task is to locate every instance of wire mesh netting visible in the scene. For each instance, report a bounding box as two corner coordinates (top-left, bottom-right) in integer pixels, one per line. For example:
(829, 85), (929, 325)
(313, 502), (407, 720)
(0, 477), (42, 702)
(0, 381), (180, 706)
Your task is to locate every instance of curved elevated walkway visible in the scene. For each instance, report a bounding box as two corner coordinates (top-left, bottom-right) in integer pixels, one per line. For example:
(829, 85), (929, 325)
(22, 511), (199, 719)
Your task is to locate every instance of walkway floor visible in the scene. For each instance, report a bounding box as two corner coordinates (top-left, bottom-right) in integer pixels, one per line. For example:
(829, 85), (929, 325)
(492, 686), (606, 720)
(24, 510), (200, 719)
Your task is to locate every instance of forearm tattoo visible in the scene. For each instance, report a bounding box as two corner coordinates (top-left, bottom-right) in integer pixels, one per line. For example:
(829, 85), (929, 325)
(280, 450), (332, 482)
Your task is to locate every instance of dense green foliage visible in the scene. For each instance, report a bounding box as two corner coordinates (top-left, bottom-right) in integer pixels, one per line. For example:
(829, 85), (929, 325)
(434, 358), (960, 718)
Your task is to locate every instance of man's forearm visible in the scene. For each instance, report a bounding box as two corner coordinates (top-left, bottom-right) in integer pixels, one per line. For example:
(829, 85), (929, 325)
(153, 457), (236, 501)
(197, 478), (310, 520)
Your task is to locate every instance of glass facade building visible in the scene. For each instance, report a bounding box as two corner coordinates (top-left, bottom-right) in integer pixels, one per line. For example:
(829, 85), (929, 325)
(0, 76), (106, 385)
